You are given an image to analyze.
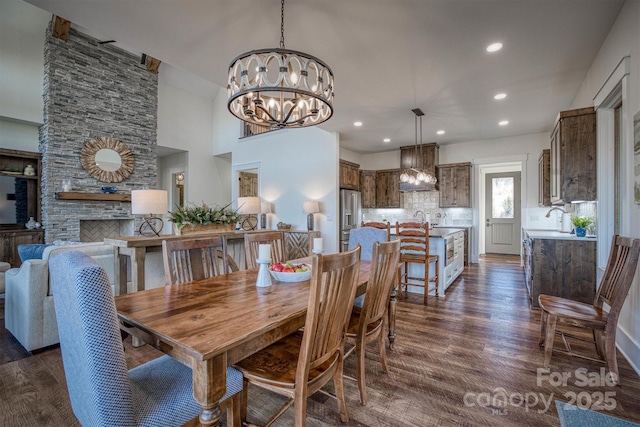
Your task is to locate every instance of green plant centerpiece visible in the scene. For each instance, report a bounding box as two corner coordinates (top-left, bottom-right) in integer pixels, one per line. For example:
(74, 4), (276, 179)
(571, 215), (593, 237)
(169, 202), (241, 235)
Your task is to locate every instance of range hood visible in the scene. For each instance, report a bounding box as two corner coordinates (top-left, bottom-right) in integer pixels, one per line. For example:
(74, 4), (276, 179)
(398, 109), (439, 192)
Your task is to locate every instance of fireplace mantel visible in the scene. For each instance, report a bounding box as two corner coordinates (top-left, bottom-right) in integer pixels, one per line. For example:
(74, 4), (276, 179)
(55, 192), (131, 202)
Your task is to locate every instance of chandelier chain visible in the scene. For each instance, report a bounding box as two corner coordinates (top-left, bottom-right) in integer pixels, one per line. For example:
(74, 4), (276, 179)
(280, 0), (286, 49)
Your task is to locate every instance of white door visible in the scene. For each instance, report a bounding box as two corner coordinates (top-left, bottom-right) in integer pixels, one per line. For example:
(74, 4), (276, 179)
(485, 172), (521, 255)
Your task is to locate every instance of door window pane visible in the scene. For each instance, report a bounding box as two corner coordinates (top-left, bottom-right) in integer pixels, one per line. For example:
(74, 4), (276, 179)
(492, 177), (514, 218)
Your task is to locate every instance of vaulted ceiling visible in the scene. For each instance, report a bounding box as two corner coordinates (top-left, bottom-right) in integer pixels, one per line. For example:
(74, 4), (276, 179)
(25, 0), (625, 153)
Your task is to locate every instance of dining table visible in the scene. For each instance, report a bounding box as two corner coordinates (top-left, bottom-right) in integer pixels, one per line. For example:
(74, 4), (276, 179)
(115, 258), (397, 427)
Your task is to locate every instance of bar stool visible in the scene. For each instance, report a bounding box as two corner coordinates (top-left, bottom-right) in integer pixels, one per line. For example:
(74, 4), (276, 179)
(395, 221), (438, 304)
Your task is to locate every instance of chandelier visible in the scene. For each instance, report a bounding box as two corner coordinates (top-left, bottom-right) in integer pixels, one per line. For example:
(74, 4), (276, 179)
(400, 108), (437, 185)
(227, 0), (335, 129)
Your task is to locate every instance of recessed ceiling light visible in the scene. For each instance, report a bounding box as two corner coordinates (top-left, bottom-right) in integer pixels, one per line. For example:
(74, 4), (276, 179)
(437, 130), (445, 135)
(499, 120), (509, 126)
(487, 42), (503, 53)
(383, 138), (391, 143)
(494, 93), (507, 100)
(354, 121), (363, 127)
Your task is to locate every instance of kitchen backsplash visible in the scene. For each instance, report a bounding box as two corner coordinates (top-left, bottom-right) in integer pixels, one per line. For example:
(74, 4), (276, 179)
(362, 191), (473, 227)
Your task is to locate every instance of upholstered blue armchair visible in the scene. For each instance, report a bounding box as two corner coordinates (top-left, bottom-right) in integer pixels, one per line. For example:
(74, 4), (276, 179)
(49, 251), (243, 427)
(348, 227), (389, 307)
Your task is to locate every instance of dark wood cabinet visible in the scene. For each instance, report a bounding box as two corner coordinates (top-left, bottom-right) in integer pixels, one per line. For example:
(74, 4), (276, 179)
(0, 227), (45, 267)
(359, 170), (377, 208)
(550, 107), (596, 205)
(438, 162), (471, 207)
(375, 169), (401, 208)
(538, 149), (551, 206)
(0, 148), (42, 225)
(523, 231), (596, 308)
(339, 160), (360, 190)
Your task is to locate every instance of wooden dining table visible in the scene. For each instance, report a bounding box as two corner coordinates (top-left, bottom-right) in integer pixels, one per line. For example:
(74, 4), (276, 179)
(115, 259), (396, 427)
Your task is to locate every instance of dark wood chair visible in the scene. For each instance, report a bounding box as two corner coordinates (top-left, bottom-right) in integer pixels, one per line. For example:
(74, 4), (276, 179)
(234, 246), (362, 426)
(345, 239), (400, 405)
(244, 231), (286, 269)
(361, 221), (391, 242)
(396, 221), (439, 304)
(162, 236), (235, 285)
(538, 234), (640, 385)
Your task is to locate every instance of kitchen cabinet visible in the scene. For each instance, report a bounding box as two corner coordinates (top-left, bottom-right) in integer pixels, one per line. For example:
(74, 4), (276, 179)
(438, 162), (471, 207)
(375, 169), (402, 208)
(0, 227), (45, 267)
(522, 230), (596, 308)
(400, 143), (439, 191)
(359, 170), (376, 208)
(339, 160), (360, 190)
(538, 149), (551, 206)
(550, 107), (596, 205)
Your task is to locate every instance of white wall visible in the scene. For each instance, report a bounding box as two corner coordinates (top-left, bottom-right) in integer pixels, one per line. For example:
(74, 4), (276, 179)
(571, 0), (640, 374)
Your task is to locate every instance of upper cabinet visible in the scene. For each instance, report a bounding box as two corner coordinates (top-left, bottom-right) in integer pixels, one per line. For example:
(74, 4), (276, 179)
(438, 162), (471, 208)
(359, 170), (376, 208)
(375, 169), (402, 208)
(550, 107), (596, 205)
(0, 148), (42, 224)
(538, 149), (551, 207)
(339, 160), (360, 190)
(399, 143), (439, 191)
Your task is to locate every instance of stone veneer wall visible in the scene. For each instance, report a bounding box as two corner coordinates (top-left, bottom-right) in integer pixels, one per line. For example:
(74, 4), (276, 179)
(40, 24), (158, 243)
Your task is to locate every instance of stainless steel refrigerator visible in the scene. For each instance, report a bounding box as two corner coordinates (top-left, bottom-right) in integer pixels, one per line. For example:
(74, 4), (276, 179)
(339, 189), (361, 252)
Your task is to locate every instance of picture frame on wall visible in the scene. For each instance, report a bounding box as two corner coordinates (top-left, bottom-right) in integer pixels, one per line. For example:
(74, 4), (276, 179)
(635, 110), (640, 204)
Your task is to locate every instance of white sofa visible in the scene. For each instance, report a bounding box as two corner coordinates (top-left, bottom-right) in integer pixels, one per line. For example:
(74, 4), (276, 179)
(5, 242), (116, 352)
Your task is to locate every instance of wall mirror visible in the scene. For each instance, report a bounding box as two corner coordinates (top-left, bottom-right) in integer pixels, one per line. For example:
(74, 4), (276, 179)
(81, 137), (134, 182)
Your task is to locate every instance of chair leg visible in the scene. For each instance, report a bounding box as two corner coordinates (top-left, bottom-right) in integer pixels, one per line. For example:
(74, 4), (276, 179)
(434, 259), (439, 297)
(603, 327), (620, 386)
(228, 392), (242, 427)
(378, 329), (388, 374)
(397, 264), (403, 299)
(241, 379), (248, 423)
(356, 337), (367, 405)
(543, 314), (557, 367)
(593, 329), (605, 359)
(539, 310), (547, 346)
(423, 261), (428, 305)
(333, 356), (349, 423)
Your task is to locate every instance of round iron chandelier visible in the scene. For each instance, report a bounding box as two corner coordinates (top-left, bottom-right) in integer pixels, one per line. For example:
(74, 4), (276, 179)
(227, 0), (335, 129)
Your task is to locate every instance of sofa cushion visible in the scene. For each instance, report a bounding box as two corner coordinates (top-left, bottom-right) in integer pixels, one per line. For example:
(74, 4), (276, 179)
(18, 244), (51, 261)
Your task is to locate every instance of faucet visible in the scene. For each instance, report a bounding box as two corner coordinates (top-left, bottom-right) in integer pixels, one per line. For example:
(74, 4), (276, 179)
(413, 210), (425, 222)
(545, 207), (567, 218)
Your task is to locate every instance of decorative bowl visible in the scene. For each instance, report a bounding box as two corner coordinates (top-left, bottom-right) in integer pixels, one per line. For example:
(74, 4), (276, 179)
(101, 186), (118, 194)
(269, 263), (312, 283)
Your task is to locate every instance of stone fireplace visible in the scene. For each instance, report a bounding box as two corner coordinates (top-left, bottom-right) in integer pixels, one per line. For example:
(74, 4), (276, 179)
(39, 24), (158, 243)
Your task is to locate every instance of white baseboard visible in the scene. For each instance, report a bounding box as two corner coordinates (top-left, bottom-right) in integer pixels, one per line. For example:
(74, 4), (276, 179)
(616, 326), (640, 377)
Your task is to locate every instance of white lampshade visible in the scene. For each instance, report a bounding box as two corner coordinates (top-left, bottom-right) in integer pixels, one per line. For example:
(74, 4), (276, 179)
(237, 196), (261, 215)
(261, 202), (273, 214)
(302, 201), (320, 214)
(131, 190), (168, 215)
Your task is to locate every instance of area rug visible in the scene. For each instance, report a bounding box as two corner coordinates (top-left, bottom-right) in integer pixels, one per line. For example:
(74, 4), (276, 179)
(556, 401), (640, 427)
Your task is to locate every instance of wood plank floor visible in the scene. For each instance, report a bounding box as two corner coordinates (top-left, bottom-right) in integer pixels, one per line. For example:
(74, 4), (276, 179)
(1, 254), (639, 426)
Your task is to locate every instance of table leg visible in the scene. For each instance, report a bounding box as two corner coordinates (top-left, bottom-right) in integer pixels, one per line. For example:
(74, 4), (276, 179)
(131, 247), (147, 293)
(113, 247), (128, 296)
(193, 354), (227, 427)
(388, 287), (397, 351)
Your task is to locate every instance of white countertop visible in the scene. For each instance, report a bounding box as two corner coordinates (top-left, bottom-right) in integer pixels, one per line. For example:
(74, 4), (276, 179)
(524, 229), (597, 241)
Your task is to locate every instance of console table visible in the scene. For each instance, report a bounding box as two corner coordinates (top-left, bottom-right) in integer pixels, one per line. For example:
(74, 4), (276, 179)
(105, 230), (320, 295)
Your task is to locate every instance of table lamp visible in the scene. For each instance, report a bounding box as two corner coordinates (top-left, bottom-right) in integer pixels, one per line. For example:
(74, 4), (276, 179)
(131, 189), (168, 236)
(237, 196), (261, 230)
(303, 201), (320, 232)
(260, 202), (272, 230)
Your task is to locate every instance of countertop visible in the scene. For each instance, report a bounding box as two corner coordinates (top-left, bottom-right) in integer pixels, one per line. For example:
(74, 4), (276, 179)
(523, 229), (597, 241)
(386, 224), (466, 238)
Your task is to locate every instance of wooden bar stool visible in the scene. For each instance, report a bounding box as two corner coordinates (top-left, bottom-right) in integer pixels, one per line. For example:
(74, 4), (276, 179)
(395, 221), (438, 304)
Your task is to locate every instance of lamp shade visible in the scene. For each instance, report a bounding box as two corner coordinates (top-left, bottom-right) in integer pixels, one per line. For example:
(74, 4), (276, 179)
(261, 202), (272, 214)
(302, 201), (320, 214)
(131, 190), (168, 215)
(237, 196), (261, 215)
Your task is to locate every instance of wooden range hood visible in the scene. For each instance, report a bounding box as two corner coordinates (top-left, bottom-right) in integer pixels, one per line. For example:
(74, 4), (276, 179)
(399, 142), (439, 192)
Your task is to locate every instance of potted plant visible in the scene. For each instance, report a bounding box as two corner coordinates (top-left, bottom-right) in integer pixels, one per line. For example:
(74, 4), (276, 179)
(169, 202), (241, 235)
(571, 215), (593, 237)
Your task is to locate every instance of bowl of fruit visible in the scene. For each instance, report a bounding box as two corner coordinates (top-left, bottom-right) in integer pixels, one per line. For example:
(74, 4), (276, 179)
(269, 262), (312, 283)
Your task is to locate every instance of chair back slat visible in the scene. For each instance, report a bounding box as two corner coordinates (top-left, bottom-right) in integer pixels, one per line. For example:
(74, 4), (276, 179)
(163, 236), (230, 285)
(300, 246), (361, 373)
(360, 240), (401, 330)
(396, 221), (430, 259)
(595, 235), (640, 317)
(244, 231), (286, 269)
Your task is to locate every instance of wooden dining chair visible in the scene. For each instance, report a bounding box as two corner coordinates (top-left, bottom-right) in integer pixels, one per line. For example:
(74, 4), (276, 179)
(396, 221), (438, 304)
(234, 245), (362, 427)
(345, 239), (400, 405)
(49, 251), (243, 427)
(244, 231), (286, 269)
(538, 234), (640, 385)
(361, 221), (391, 242)
(162, 236), (235, 285)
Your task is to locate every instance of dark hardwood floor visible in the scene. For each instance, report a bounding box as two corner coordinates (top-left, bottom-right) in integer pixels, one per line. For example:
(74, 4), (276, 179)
(1, 254), (639, 426)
